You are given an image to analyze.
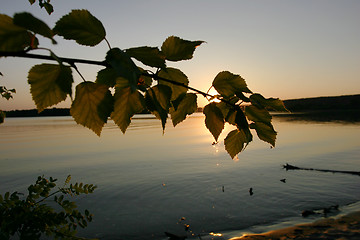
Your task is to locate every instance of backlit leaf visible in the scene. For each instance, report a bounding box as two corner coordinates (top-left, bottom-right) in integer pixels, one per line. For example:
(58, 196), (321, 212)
(70, 82), (113, 136)
(28, 64), (73, 112)
(224, 129), (249, 159)
(161, 36), (204, 61)
(43, 2), (54, 15)
(213, 71), (252, 98)
(250, 93), (288, 111)
(138, 67), (152, 90)
(216, 102), (237, 125)
(105, 48), (140, 91)
(0, 14), (33, 51)
(170, 93), (197, 127)
(13, 12), (56, 44)
(125, 46), (166, 69)
(203, 102), (224, 142)
(250, 122), (277, 147)
(53, 9), (106, 46)
(145, 85), (172, 131)
(96, 68), (118, 87)
(111, 87), (145, 133)
(245, 105), (272, 125)
(158, 67), (188, 101)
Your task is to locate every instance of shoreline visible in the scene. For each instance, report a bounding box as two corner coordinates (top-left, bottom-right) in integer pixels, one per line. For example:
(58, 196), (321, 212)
(224, 201), (360, 240)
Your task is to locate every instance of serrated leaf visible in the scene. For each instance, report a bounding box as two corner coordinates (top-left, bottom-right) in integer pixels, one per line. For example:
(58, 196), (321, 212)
(70, 82), (113, 136)
(53, 9), (106, 46)
(43, 3), (54, 15)
(13, 12), (56, 44)
(126, 46), (166, 69)
(145, 85), (172, 131)
(245, 105), (272, 125)
(250, 93), (288, 111)
(105, 48), (140, 91)
(216, 102), (237, 125)
(96, 68), (118, 87)
(111, 87), (145, 133)
(170, 93), (197, 127)
(203, 102), (224, 142)
(250, 122), (277, 147)
(158, 67), (189, 101)
(0, 14), (33, 51)
(224, 129), (249, 159)
(28, 64), (73, 112)
(161, 36), (204, 61)
(213, 71), (252, 98)
(138, 67), (152, 91)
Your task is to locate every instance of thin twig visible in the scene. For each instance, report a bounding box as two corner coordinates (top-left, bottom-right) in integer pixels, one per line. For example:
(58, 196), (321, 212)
(0, 51), (237, 108)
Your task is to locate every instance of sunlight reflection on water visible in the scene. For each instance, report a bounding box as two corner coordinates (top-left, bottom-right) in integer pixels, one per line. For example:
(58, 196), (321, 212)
(0, 113), (360, 240)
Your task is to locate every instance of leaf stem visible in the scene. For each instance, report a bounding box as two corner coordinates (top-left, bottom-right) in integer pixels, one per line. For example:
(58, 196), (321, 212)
(0, 51), (108, 67)
(0, 51), (236, 108)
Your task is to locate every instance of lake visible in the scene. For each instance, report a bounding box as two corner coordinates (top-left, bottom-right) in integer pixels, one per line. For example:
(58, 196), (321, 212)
(1, 113), (360, 240)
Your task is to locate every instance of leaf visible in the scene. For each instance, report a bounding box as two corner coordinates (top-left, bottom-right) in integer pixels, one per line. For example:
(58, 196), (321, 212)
(125, 46), (166, 69)
(137, 67), (152, 91)
(105, 48), (140, 91)
(53, 9), (106, 46)
(111, 87), (145, 133)
(158, 67), (189, 101)
(250, 93), (288, 112)
(145, 85), (172, 131)
(161, 36), (204, 61)
(28, 64), (73, 112)
(224, 129), (249, 159)
(96, 68), (118, 87)
(70, 82), (114, 136)
(250, 122), (277, 147)
(170, 93), (197, 127)
(245, 105), (272, 125)
(213, 71), (252, 98)
(216, 102), (237, 125)
(0, 14), (33, 51)
(13, 12), (56, 44)
(43, 2), (54, 15)
(203, 102), (224, 142)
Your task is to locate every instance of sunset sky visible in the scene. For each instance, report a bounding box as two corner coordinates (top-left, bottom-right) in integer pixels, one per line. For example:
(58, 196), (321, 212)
(1, 0), (359, 110)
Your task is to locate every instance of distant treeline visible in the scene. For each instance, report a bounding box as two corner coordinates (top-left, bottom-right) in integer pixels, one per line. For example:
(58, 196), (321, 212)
(282, 94), (360, 112)
(4, 94), (360, 118)
(279, 94), (360, 122)
(5, 108), (70, 118)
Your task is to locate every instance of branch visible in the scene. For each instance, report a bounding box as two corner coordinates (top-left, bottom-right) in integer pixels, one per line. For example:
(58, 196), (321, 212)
(0, 51), (108, 67)
(142, 72), (211, 98)
(0, 51), (236, 108)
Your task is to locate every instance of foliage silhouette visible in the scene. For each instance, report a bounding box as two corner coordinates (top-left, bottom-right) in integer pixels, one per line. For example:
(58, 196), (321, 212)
(0, 8), (288, 159)
(0, 175), (96, 239)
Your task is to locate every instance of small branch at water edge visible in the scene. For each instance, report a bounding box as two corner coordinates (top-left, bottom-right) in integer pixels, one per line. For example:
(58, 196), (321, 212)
(283, 163), (360, 176)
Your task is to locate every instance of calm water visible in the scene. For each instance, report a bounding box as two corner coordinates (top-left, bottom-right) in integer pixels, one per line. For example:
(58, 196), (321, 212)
(1, 113), (360, 240)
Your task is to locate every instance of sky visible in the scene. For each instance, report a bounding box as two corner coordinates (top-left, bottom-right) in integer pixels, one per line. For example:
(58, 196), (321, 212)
(1, 0), (359, 110)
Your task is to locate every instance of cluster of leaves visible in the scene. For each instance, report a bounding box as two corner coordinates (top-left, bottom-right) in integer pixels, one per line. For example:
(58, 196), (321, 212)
(0, 9), (287, 159)
(0, 175), (96, 239)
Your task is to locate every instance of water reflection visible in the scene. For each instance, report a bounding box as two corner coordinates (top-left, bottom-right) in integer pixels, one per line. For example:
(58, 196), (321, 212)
(1, 113), (360, 240)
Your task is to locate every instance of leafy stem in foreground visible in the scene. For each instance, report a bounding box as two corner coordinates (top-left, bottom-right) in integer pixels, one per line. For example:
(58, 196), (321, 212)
(0, 10), (288, 158)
